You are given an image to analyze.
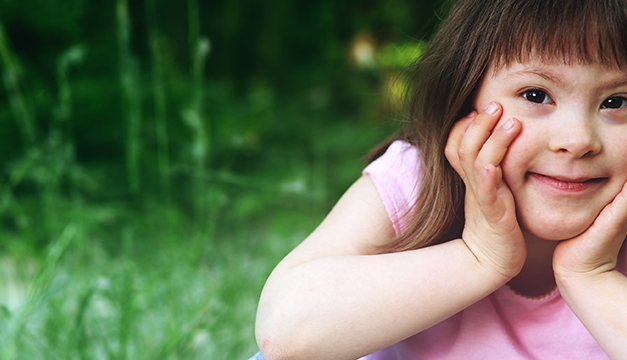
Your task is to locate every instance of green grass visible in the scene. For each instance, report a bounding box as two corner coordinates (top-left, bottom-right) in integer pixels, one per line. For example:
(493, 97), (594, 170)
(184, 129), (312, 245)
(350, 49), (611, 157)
(0, 111), (381, 358)
(0, 1), (405, 357)
(0, 196), (328, 359)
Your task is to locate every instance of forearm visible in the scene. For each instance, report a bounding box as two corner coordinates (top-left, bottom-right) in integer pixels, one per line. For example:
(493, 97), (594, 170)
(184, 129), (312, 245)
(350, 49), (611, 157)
(557, 270), (627, 359)
(256, 239), (512, 360)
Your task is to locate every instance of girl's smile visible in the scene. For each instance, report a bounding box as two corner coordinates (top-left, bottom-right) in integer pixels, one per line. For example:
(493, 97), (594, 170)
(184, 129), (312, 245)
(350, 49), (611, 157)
(527, 172), (607, 194)
(473, 59), (627, 241)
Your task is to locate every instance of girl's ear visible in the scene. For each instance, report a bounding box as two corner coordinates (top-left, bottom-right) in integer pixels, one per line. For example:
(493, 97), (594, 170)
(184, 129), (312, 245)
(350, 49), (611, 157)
(444, 112), (476, 180)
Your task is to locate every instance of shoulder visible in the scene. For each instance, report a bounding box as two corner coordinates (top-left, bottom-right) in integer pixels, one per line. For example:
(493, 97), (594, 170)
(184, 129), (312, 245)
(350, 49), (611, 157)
(270, 141), (421, 273)
(272, 175), (396, 274)
(364, 141), (420, 174)
(363, 141), (421, 235)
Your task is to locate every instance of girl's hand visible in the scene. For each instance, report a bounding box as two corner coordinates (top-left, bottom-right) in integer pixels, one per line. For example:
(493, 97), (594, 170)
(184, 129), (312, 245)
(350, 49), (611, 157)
(445, 102), (526, 280)
(553, 180), (627, 282)
(552, 182), (627, 360)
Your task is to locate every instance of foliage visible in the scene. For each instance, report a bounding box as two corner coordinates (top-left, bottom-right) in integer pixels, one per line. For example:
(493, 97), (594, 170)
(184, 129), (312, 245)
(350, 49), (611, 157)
(0, 0), (439, 357)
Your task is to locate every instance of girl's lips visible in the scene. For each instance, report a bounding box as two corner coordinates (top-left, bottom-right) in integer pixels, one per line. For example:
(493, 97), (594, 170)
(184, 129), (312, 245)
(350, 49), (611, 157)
(528, 173), (606, 193)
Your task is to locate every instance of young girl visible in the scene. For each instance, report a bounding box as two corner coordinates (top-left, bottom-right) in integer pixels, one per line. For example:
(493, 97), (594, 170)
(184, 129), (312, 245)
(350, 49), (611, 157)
(252, 0), (627, 358)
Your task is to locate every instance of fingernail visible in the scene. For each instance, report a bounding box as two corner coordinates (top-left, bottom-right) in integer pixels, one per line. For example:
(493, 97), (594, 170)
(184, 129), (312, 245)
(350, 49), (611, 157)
(485, 102), (498, 115)
(503, 118), (514, 130)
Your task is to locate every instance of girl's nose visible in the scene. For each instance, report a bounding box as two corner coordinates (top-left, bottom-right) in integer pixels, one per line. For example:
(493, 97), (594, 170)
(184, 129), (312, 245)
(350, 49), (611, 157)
(548, 116), (602, 158)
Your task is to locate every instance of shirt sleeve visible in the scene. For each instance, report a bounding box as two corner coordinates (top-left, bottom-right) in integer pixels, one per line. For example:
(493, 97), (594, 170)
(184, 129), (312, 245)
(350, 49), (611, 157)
(362, 141), (421, 236)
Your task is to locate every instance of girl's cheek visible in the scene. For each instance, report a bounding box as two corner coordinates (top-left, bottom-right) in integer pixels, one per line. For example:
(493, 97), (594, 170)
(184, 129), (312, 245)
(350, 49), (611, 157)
(495, 105), (520, 127)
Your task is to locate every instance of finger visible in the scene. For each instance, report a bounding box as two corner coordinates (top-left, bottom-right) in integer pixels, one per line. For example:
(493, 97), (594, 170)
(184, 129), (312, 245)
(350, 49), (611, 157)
(589, 181), (627, 245)
(445, 111), (476, 178)
(474, 163), (514, 224)
(457, 102), (502, 185)
(475, 117), (521, 171)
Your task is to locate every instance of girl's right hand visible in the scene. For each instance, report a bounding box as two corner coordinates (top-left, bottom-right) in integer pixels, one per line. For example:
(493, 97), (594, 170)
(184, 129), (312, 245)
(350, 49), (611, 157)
(444, 102), (526, 280)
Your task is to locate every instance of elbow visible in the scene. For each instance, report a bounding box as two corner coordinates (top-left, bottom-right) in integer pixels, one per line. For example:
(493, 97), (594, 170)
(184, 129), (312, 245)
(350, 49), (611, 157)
(256, 335), (303, 360)
(256, 318), (312, 360)
(257, 336), (295, 360)
(255, 273), (323, 359)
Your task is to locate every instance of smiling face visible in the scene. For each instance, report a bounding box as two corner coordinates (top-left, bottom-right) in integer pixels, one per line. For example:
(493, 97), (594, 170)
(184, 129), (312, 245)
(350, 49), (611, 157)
(473, 60), (627, 241)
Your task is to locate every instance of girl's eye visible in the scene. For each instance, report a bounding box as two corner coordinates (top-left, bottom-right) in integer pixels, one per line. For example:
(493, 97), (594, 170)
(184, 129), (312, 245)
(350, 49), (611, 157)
(522, 89), (552, 104)
(601, 96), (627, 109)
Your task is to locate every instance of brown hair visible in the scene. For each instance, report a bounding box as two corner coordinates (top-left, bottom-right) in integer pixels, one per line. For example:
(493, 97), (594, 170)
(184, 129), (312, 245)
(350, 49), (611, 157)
(372, 0), (627, 252)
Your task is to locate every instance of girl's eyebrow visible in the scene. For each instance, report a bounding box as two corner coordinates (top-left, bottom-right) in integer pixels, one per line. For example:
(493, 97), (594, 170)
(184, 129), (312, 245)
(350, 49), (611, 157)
(601, 76), (627, 91)
(505, 68), (627, 91)
(504, 68), (565, 87)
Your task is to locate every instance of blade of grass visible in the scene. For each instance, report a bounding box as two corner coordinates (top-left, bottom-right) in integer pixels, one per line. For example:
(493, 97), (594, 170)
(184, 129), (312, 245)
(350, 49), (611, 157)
(0, 224), (77, 360)
(69, 284), (96, 360)
(53, 45), (84, 186)
(187, 0), (200, 78)
(146, 0), (171, 197)
(0, 22), (36, 147)
(117, 0), (142, 195)
(182, 34), (211, 235)
(118, 227), (135, 360)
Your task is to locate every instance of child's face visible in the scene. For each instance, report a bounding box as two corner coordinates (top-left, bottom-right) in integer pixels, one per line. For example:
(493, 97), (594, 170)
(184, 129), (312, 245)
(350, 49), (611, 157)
(473, 59), (627, 241)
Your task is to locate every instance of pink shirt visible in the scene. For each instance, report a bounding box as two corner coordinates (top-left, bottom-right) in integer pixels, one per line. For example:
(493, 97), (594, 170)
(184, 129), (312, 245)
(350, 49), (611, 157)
(361, 141), (619, 359)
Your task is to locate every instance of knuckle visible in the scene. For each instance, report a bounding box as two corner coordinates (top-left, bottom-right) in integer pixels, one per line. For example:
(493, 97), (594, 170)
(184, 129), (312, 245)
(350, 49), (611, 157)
(444, 147), (456, 163)
(457, 145), (473, 162)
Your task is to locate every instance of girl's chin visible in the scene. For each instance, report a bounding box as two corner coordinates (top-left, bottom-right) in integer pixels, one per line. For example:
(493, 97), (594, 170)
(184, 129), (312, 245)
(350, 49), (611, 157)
(524, 230), (584, 242)
(519, 218), (592, 241)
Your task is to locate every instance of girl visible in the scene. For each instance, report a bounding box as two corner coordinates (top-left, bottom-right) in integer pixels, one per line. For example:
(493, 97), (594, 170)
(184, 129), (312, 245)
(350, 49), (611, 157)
(252, 0), (627, 358)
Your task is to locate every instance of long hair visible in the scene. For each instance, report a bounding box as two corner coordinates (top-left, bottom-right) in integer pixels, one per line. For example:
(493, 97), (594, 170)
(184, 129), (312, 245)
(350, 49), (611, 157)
(371, 0), (627, 252)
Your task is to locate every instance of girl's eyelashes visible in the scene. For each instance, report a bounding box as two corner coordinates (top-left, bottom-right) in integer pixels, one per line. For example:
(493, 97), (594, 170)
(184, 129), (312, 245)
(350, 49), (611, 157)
(522, 88), (553, 104)
(601, 96), (627, 109)
(518, 88), (627, 110)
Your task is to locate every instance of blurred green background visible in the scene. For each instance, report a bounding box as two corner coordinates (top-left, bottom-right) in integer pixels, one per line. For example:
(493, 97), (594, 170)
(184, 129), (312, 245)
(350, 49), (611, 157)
(0, 0), (443, 358)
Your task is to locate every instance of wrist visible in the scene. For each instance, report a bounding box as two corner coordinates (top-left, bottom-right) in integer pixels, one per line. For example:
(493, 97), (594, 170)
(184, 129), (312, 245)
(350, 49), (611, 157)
(458, 238), (524, 287)
(554, 265), (618, 295)
(461, 239), (526, 284)
(553, 253), (618, 286)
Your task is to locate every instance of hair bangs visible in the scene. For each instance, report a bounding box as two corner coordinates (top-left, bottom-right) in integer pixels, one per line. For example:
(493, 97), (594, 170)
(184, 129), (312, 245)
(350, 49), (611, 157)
(492, 0), (627, 70)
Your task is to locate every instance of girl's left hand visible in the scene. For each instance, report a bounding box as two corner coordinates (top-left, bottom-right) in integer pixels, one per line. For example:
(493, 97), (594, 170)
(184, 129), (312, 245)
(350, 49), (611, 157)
(553, 181), (627, 359)
(553, 180), (627, 282)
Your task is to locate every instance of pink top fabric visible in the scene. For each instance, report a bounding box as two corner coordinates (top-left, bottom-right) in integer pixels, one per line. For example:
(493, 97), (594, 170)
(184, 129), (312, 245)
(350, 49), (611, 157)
(360, 140), (621, 359)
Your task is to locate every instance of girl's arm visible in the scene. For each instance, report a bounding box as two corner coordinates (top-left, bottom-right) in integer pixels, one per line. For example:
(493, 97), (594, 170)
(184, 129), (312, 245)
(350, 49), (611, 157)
(256, 103), (525, 360)
(256, 176), (513, 360)
(554, 181), (627, 359)
(557, 271), (627, 359)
